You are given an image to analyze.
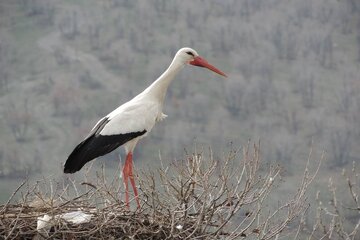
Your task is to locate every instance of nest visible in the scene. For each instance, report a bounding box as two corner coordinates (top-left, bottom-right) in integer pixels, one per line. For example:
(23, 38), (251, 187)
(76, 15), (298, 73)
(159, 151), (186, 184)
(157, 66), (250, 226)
(1, 202), (191, 239)
(0, 144), (316, 239)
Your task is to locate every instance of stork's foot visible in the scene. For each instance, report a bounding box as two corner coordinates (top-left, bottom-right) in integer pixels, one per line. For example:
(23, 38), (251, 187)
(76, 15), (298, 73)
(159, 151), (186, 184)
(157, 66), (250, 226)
(123, 152), (140, 209)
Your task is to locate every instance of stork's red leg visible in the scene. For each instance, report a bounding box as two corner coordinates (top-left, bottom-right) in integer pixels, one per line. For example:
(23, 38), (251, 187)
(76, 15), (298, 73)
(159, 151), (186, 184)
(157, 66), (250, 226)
(123, 153), (130, 208)
(122, 152), (140, 209)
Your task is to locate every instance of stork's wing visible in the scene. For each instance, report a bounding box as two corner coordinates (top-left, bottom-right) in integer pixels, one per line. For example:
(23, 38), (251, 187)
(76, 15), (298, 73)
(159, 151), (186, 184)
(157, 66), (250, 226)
(100, 100), (159, 136)
(64, 100), (159, 174)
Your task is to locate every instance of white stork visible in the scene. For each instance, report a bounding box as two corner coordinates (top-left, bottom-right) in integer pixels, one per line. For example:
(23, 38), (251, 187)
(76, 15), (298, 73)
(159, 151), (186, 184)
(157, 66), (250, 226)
(64, 47), (227, 208)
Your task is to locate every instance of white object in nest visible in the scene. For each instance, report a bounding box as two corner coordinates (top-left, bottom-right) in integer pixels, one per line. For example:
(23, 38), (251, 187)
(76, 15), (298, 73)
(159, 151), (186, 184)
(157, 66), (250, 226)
(60, 211), (92, 224)
(37, 211), (92, 232)
(37, 214), (53, 231)
(176, 224), (183, 230)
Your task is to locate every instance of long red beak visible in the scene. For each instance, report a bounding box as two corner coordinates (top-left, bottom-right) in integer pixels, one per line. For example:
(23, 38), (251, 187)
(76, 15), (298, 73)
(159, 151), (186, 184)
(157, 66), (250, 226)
(189, 56), (227, 77)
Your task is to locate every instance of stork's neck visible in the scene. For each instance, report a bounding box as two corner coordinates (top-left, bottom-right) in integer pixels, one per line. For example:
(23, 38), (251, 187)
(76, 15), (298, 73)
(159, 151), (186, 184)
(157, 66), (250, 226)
(142, 57), (185, 103)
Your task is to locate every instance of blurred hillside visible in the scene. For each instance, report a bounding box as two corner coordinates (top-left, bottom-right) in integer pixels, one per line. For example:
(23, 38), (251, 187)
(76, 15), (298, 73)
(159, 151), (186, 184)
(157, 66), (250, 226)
(0, 0), (359, 199)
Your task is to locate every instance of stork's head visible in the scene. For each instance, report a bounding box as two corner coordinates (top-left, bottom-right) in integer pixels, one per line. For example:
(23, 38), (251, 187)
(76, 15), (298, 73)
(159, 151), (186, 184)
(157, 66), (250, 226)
(175, 47), (227, 77)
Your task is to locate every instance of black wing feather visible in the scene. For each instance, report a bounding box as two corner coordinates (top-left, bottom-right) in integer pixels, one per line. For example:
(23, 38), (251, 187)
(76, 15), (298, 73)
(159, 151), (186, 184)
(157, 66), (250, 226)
(64, 117), (146, 173)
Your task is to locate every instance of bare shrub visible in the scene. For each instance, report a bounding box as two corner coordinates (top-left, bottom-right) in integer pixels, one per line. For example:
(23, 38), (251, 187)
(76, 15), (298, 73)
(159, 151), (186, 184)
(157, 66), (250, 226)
(139, 143), (320, 239)
(305, 161), (360, 240)
(0, 143), (319, 239)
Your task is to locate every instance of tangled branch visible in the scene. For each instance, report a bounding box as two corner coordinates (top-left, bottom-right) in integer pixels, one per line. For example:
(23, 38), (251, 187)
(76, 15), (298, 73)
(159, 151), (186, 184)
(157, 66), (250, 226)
(0, 143), (319, 239)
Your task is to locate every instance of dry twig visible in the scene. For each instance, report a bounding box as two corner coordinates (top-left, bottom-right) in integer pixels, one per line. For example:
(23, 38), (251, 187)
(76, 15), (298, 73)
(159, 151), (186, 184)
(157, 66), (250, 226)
(0, 143), (317, 239)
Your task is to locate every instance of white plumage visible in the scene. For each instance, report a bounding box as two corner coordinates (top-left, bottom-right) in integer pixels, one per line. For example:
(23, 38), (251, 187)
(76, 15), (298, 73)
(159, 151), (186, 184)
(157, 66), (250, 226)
(64, 47), (227, 208)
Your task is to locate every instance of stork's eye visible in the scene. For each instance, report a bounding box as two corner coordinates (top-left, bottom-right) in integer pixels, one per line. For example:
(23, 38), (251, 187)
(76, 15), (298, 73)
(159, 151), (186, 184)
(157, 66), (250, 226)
(186, 51), (195, 57)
